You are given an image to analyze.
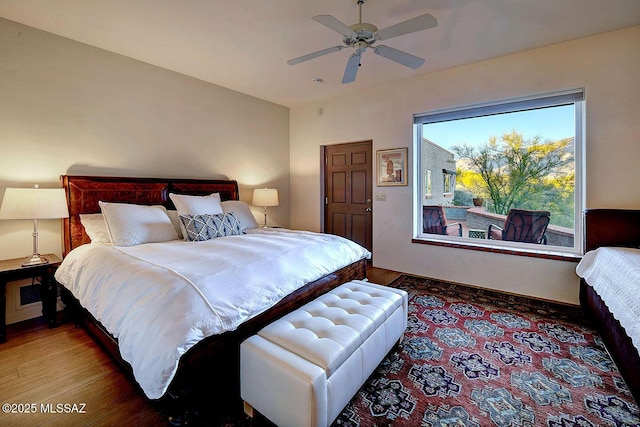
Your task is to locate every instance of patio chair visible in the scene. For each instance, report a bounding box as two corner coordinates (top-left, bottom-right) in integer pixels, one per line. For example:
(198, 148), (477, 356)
(488, 208), (550, 244)
(422, 205), (462, 236)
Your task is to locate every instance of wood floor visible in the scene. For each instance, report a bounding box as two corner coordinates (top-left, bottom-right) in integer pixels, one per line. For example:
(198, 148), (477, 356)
(0, 265), (401, 426)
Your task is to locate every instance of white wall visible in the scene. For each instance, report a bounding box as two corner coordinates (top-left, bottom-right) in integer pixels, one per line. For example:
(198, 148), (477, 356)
(0, 17), (290, 262)
(0, 18), (290, 323)
(290, 26), (640, 305)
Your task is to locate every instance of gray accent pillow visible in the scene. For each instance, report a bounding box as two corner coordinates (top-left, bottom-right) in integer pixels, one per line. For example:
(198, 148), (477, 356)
(179, 212), (243, 242)
(221, 200), (259, 230)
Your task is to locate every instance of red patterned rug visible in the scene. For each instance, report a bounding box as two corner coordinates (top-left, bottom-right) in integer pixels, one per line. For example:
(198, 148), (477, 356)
(214, 275), (639, 426)
(332, 275), (639, 427)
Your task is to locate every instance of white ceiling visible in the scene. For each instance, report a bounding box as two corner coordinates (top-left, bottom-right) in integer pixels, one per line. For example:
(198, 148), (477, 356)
(1, 0), (638, 108)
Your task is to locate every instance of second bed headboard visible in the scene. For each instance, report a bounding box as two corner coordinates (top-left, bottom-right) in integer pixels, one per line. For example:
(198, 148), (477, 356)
(583, 208), (640, 252)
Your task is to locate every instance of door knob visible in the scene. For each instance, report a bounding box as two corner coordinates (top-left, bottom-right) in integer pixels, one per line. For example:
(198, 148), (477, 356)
(365, 207), (372, 212)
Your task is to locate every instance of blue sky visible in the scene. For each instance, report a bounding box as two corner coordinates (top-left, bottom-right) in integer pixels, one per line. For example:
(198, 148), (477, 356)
(423, 105), (575, 152)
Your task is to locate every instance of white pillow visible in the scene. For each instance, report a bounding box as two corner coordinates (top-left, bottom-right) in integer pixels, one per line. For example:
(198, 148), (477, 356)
(166, 210), (184, 239)
(79, 213), (112, 244)
(169, 193), (223, 238)
(221, 200), (259, 231)
(99, 201), (179, 247)
(169, 193), (223, 215)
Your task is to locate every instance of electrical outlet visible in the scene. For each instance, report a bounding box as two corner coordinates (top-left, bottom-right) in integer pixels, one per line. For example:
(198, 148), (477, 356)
(375, 193), (386, 201)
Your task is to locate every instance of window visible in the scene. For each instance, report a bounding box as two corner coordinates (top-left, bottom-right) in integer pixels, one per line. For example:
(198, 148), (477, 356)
(442, 169), (455, 194)
(413, 89), (584, 254)
(425, 170), (432, 197)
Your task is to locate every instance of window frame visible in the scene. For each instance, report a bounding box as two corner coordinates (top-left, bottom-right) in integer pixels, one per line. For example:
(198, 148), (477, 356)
(442, 169), (456, 195)
(412, 89), (585, 256)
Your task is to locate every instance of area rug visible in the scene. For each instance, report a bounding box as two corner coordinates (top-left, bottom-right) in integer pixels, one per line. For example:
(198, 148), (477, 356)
(331, 275), (639, 427)
(214, 274), (639, 426)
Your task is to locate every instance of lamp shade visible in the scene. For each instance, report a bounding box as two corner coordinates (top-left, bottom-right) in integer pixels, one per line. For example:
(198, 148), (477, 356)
(0, 187), (69, 220)
(252, 188), (279, 207)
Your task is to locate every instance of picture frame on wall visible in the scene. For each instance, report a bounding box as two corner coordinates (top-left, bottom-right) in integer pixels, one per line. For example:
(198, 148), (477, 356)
(377, 148), (408, 186)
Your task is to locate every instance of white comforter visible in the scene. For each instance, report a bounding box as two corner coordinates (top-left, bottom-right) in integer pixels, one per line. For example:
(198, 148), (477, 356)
(576, 247), (640, 353)
(55, 228), (370, 399)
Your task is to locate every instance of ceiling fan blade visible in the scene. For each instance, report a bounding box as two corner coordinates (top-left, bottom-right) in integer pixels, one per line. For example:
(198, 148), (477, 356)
(375, 13), (437, 41)
(374, 45), (425, 69)
(287, 46), (345, 65)
(342, 52), (361, 84)
(312, 15), (357, 38)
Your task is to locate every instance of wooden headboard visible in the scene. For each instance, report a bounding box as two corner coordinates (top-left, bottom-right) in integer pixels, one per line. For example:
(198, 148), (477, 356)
(60, 175), (239, 255)
(584, 208), (640, 252)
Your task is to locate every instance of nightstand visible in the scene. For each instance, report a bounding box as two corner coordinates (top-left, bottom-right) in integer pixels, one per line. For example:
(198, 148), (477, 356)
(0, 253), (62, 342)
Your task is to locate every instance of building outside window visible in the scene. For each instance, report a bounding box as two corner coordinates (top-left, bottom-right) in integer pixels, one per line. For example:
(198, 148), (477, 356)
(422, 139), (456, 205)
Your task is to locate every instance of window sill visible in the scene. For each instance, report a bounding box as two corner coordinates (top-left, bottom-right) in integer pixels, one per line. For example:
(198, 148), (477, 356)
(411, 237), (581, 262)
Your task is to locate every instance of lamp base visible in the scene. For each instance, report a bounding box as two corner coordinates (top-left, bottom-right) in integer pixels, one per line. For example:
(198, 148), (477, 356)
(21, 254), (49, 267)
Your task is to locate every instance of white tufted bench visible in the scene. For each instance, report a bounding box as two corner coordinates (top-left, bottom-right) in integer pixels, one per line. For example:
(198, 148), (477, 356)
(240, 279), (408, 427)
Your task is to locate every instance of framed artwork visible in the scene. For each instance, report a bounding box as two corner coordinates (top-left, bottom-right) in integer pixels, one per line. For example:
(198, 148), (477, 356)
(377, 148), (408, 186)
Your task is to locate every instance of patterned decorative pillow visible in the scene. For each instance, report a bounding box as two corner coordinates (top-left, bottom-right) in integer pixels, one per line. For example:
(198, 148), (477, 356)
(179, 212), (243, 242)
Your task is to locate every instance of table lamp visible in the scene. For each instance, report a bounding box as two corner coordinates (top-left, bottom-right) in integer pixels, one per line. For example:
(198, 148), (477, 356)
(0, 185), (69, 266)
(252, 188), (279, 228)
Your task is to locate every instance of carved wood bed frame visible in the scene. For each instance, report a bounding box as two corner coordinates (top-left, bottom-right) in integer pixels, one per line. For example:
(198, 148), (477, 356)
(59, 175), (367, 418)
(581, 208), (640, 403)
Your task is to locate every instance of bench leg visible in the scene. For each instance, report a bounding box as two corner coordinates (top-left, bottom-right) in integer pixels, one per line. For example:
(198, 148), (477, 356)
(243, 401), (255, 418)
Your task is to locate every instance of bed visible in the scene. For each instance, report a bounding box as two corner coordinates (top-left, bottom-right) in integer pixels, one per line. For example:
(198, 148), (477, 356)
(55, 175), (370, 421)
(577, 208), (640, 404)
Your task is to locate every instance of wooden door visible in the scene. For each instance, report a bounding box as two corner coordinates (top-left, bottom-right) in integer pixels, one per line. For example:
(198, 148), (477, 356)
(324, 141), (373, 253)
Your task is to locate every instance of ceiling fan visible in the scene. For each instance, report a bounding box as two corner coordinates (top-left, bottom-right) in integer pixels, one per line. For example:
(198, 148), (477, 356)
(287, 0), (438, 84)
